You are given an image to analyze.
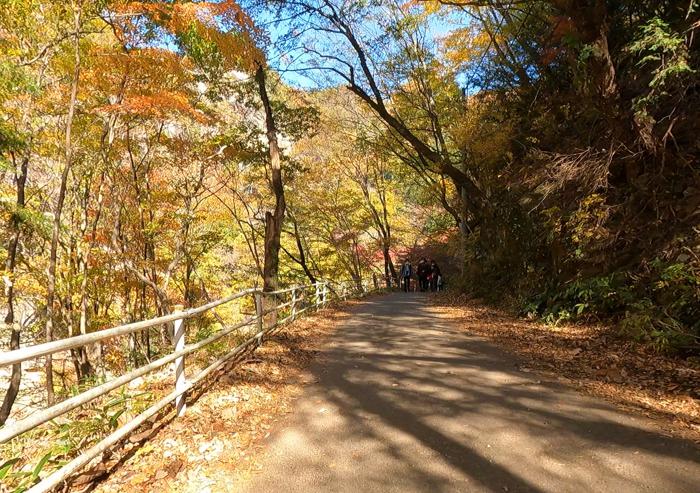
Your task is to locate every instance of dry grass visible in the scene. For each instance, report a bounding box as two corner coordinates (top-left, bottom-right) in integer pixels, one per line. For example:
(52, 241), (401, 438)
(532, 146), (618, 199)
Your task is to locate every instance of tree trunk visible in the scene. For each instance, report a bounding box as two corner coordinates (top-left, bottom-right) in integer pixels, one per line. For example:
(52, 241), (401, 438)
(378, 184), (398, 286)
(0, 155), (28, 425)
(74, 178), (100, 381)
(45, 3), (82, 404)
(67, 235), (83, 380)
(382, 243), (395, 288)
(459, 183), (470, 274)
(76, 173), (105, 381)
(255, 65), (286, 294)
(285, 213), (317, 284)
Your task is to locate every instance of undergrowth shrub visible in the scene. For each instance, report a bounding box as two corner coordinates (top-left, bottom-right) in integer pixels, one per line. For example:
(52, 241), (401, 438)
(520, 258), (699, 355)
(521, 273), (630, 324)
(620, 260), (700, 354)
(0, 388), (153, 492)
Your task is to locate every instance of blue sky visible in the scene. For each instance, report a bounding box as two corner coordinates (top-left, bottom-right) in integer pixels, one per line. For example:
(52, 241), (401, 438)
(258, 5), (468, 90)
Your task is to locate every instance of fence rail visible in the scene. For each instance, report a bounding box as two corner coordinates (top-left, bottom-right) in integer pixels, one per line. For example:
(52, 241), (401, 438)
(0, 278), (380, 493)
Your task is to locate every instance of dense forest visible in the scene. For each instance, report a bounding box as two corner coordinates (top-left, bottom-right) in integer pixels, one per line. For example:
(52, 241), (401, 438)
(0, 0), (698, 465)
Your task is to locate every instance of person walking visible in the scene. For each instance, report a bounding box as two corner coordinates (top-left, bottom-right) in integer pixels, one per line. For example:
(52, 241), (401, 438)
(417, 257), (429, 292)
(400, 259), (413, 292)
(429, 259), (441, 292)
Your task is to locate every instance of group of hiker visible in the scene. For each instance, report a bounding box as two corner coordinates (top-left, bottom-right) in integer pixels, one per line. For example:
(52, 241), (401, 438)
(399, 258), (443, 293)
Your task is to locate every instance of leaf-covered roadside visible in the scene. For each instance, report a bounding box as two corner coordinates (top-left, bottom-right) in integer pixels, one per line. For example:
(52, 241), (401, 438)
(428, 293), (700, 443)
(82, 304), (357, 493)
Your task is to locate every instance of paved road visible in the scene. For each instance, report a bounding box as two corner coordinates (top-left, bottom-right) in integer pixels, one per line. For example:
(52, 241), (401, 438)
(238, 293), (700, 493)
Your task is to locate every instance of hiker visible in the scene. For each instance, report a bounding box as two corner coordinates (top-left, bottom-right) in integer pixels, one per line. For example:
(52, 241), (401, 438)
(429, 259), (442, 292)
(416, 257), (429, 292)
(400, 259), (413, 292)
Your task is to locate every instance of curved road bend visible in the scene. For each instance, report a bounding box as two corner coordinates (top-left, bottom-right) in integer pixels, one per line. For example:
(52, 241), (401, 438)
(237, 293), (700, 493)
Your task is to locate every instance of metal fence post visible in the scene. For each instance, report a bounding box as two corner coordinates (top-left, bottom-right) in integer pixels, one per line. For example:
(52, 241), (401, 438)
(172, 304), (186, 417)
(291, 288), (297, 321)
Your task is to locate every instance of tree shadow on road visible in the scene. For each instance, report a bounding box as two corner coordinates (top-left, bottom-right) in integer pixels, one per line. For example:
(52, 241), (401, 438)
(282, 294), (700, 492)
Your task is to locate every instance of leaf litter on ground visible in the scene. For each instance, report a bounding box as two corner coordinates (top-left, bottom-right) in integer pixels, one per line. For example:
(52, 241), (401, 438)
(428, 293), (700, 443)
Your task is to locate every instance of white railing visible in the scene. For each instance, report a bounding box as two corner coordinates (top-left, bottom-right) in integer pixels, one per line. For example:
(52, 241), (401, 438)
(0, 278), (380, 493)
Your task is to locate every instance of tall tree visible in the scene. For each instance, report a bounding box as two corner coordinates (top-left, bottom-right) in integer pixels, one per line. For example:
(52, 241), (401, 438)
(44, 0), (85, 405)
(255, 65), (287, 293)
(0, 152), (28, 425)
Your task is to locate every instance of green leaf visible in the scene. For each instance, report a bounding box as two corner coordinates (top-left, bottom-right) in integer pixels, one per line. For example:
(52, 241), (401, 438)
(109, 408), (126, 429)
(30, 452), (52, 482)
(0, 457), (20, 480)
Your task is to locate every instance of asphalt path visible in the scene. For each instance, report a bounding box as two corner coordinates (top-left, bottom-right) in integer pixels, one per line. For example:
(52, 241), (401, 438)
(238, 292), (700, 492)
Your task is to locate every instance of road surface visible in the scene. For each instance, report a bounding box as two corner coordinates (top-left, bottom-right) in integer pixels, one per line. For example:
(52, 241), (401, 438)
(238, 293), (700, 492)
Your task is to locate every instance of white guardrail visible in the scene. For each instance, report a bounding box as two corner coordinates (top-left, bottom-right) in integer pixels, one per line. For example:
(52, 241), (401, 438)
(0, 278), (380, 493)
